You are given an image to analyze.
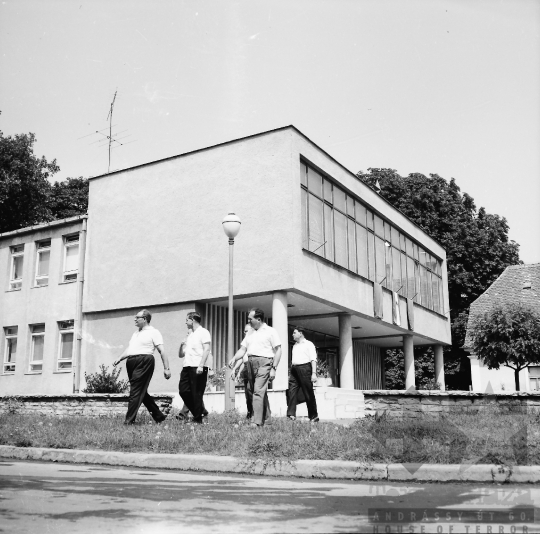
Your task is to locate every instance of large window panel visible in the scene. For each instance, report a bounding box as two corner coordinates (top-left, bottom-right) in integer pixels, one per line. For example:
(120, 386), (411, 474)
(333, 186), (346, 213)
(392, 247), (401, 292)
(375, 236), (386, 285)
(356, 224), (368, 278)
(3, 327), (17, 374)
(10, 245), (24, 290)
(367, 231), (375, 281)
(35, 240), (51, 286)
(334, 211), (348, 268)
(57, 320), (74, 371)
(301, 188), (308, 249)
(407, 256), (416, 299)
(432, 276), (441, 314)
(308, 193), (324, 256)
(347, 219), (357, 272)
(400, 252), (408, 297)
(323, 204), (334, 262)
(30, 324), (45, 373)
(307, 167), (323, 197)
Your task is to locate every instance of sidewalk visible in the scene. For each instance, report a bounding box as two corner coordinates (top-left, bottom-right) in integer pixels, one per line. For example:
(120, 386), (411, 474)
(1, 445), (539, 484)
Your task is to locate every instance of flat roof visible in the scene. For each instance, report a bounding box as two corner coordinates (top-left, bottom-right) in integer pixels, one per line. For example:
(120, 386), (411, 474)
(0, 215), (87, 239)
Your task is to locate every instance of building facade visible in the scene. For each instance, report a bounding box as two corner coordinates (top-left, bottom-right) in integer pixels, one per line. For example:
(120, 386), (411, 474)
(1, 126), (451, 397)
(464, 263), (540, 392)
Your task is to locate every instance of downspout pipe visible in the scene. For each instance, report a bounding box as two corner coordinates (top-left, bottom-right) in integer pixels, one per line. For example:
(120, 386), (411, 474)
(73, 216), (88, 393)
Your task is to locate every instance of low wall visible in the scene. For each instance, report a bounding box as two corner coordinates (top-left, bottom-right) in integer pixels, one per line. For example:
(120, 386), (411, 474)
(362, 390), (540, 418)
(0, 394), (174, 418)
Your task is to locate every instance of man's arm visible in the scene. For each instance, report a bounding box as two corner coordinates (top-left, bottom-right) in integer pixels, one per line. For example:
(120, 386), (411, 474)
(197, 342), (211, 374)
(310, 343), (318, 383)
(228, 345), (247, 369)
(156, 344), (171, 379)
(269, 345), (282, 382)
(113, 347), (129, 367)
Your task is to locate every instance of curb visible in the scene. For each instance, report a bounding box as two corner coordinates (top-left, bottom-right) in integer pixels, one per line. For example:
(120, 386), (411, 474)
(0, 446), (539, 483)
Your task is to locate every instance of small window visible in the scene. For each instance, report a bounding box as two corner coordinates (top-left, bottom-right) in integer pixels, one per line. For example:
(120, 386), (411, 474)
(323, 179), (333, 203)
(346, 195), (355, 217)
(9, 245), (24, 290)
(333, 186), (346, 213)
(3, 326), (17, 373)
(30, 324), (45, 373)
(35, 240), (51, 286)
(57, 320), (74, 371)
(355, 203), (367, 227)
(63, 234), (80, 282)
(307, 167), (323, 198)
(300, 162), (307, 187)
(374, 214), (384, 237)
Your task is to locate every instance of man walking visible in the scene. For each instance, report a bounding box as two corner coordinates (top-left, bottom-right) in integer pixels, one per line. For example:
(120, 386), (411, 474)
(228, 308), (281, 427)
(113, 309), (171, 425)
(287, 326), (319, 423)
(179, 311), (211, 424)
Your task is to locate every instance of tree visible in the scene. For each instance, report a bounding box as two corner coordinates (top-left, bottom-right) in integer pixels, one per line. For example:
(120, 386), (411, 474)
(469, 303), (540, 391)
(357, 169), (521, 389)
(49, 177), (89, 220)
(0, 131), (59, 233)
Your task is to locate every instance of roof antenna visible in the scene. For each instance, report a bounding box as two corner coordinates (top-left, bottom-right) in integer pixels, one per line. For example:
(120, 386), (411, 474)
(106, 90), (117, 173)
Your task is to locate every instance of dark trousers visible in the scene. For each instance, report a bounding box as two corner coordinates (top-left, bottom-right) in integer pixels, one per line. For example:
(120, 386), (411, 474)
(287, 362), (318, 419)
(247, 356), (273, 425)
(125, 354), (166, 424)
(179, 366), (208, 423)
(244, 375), (270, 420)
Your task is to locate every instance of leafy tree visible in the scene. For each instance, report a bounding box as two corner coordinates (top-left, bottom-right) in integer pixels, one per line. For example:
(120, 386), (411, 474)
(83, 364), (129, 394)
(469, 303), (540, 391)
(0, 131), (58, 233)
(49, 177), (89, 220)
(357, 169), (521, 389)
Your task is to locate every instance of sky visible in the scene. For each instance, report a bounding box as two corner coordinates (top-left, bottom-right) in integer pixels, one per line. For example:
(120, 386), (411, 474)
(1, 0), (539, 263)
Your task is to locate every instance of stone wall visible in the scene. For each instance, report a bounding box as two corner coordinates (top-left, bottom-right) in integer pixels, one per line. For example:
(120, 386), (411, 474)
(0, 394), (174, 418)
(363, 390), (540, 418)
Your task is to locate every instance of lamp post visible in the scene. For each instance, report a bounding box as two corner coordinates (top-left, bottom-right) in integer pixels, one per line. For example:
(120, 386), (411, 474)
(222, 213), (241, 411)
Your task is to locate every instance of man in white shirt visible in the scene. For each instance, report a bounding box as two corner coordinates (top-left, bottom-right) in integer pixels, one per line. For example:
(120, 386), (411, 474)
(113, 309), (171, 425)
(287, 326), (319, 423)
(228, 308), (281, 427)
(178, 311), (211, 424)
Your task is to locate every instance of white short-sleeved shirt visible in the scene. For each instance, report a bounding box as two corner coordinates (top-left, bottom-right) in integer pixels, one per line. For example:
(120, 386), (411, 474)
(241, 323), (280, 359)
(127, 326), (163, 356)
(292, 339), (317, 366)
(184, 326), (211, 367)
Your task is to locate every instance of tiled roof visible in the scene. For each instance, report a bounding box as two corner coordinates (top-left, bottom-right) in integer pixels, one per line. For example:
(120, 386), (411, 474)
(464, 263), (540, 349)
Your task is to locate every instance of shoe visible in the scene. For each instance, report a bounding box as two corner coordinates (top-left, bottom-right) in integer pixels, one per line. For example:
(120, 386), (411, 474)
(287, 415), (296, 421)
(175, 414), (187, 421)
(245, 413), (253, 420)
(249, 422), (261, 428)
(202, 411), (209, 418)
(156, 417), (167, 424)
(310, 417), (320, 423)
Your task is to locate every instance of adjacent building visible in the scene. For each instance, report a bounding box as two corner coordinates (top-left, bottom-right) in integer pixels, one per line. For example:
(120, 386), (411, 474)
(464, 263), (540, 392)
(1, 126), (451, 398)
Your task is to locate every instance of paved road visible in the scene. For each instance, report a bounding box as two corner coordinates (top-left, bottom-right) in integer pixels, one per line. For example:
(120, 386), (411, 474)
(0, 460), (538, 533)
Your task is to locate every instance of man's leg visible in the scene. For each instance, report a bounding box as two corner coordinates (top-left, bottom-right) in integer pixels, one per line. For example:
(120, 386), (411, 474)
(251, 357), (272, 426)
(179, 367), (194, 415)
(244, 379), (253, 418)
(125, 355), (155, 424)
(191, 368), (208, 423)
(297, 363), (318, 420)
(286, 367), (301, 418)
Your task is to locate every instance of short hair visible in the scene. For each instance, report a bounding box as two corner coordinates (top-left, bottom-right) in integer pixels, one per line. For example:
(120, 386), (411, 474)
(249, 308), (265, 322)
(293, 326), (306, 335)
(140, 309), (152, 324)
(187, 311), (202, 324)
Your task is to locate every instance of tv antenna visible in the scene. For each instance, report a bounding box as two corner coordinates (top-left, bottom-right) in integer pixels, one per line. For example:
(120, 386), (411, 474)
(77, 89), (135, 173)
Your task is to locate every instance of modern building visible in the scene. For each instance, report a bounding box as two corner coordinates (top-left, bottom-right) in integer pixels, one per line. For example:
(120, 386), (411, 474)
(1, 126), (451, 400)
(464, 263), (540, 392)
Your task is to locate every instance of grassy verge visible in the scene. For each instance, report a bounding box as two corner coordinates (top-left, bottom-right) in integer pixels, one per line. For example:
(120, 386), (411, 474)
(1, 410), (539, 465)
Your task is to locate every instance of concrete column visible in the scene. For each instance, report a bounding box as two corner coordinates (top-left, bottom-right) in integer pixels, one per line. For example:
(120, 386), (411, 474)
(339, 314), (355, 389)
(272, 291), (289, 390)
(468, 354), (482, 392)
(403, 335), (415, 390)
(434, 344), (445, 391)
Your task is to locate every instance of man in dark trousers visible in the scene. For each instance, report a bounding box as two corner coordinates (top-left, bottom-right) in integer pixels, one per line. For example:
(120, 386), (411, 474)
(113, 309), (171, 425)
(178, 311), (211, 424)
(287, 326), (319, 423)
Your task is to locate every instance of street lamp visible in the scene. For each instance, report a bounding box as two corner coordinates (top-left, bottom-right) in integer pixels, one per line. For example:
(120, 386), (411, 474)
(222, 213), (241, 411)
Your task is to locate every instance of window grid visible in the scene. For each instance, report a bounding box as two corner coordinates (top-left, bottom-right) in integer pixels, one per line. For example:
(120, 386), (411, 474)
(9, 245), (24, 290)
(29, 324), (45, 373)
(57, 320), (74, 372)
(301, 161), (444, 314)
(63, 234), (80, 282)
(3, 326), (17, 374)
(34, 240), (51, 286)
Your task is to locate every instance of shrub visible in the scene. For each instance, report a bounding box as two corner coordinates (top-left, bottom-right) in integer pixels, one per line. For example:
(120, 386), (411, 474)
(83, 364), (129, 393)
